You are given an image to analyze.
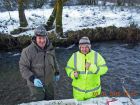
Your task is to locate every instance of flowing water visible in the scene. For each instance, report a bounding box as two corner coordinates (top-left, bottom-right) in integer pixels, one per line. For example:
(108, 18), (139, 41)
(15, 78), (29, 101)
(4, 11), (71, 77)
(0, 41), (140, 105)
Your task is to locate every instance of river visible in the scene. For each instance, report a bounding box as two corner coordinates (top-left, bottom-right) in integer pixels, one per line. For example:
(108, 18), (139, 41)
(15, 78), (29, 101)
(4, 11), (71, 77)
(0, 41), (140, 105)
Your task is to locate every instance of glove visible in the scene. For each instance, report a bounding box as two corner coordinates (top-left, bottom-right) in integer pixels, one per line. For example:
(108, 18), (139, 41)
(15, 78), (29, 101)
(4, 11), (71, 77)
(54, 72), (60, 81)
(34, 78), (43, 87)
(55, 75), (60, 81)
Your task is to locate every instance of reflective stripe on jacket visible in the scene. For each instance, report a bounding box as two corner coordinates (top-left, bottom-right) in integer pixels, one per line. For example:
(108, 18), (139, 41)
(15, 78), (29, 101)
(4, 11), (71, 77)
(65, 50), (108, 100)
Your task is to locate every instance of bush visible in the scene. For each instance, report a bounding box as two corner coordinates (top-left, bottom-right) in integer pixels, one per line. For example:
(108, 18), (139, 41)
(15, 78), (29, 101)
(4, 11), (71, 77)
(1, 26), (140, 51)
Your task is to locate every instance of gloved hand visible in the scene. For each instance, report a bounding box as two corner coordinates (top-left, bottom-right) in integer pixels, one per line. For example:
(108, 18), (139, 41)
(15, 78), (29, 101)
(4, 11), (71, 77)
(54, 75), (60, 81)
(85, 62), (91, 70)
(34, 78), (43, 87)
(54, 72), (60, 81)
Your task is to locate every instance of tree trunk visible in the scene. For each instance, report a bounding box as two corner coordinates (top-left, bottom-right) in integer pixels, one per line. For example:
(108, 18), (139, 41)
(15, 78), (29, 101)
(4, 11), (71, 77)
(56, 0), (63, 37)
(34, 0), (44, 8)
(45, 0), (57, 30)
(18, 0), (28, 27)
(93, 0), (98, 5)
(122, 0), (126, 6)
(102, 0), (107, 6)
(128, 0), (133, 6)
(46, 0), (68, 31)
(117, 0), (122, 6)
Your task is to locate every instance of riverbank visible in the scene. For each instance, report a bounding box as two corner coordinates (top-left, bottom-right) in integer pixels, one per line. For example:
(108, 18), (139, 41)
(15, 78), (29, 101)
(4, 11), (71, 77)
(0, 26), (140, 51)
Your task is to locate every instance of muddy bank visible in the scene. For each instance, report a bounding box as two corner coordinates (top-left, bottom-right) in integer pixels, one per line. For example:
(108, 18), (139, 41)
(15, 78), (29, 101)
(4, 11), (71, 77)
(0, 26), (140, 51)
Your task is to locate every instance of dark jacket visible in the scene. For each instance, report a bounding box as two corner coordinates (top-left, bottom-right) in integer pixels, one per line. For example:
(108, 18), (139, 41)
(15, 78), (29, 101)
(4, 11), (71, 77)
(19, 37), (59, 86)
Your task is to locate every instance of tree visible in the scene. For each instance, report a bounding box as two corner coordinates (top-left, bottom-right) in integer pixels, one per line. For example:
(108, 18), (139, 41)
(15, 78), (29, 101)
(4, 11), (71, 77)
(122, 0), (126, 6)
(128, 0), (134, 6)
(18, 0), (28, 27)
(78, 0), (98, 5)
(33, 0), (45, 8)
(55, 0), (63, 38)
(102, 0), (107, 6)
(3, 0), (12, 20)
(45, 0), (68, 38)
(45, 0), (57, 30)
(117, 0), (122, 6)
(93, 0), (98, 5)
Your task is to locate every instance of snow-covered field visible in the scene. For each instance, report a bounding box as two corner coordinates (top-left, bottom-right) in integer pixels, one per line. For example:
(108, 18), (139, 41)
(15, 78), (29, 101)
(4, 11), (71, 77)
(20, 97), (140, 105)
(0, 5), (140, 36)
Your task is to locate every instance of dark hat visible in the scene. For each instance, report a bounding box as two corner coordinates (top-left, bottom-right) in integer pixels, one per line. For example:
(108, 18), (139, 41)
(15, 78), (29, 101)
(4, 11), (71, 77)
(34, 25), (48, 36)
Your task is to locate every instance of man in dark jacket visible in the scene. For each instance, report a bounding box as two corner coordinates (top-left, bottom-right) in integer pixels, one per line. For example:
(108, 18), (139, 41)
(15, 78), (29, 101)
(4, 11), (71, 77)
(19, 25), (60, 101)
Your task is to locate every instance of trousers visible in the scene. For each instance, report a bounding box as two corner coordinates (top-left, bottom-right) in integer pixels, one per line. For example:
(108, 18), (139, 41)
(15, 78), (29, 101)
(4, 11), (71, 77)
(28, 83), (54, 101)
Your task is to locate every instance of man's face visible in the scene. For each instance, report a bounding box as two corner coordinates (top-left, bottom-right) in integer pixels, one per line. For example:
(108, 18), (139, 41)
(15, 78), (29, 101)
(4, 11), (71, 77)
(80, 44), (90, 54)
(36, 36), (47, 49)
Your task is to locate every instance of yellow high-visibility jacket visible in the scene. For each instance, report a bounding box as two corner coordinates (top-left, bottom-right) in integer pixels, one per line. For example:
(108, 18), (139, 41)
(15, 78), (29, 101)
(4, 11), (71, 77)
(65, 50), (108, 100)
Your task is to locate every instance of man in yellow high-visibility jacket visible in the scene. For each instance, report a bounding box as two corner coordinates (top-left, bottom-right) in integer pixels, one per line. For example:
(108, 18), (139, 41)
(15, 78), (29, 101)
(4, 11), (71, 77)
(65, 36), (108, 100)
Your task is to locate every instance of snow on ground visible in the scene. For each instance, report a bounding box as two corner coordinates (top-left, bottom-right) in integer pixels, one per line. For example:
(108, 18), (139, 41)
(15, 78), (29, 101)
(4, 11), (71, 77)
(19, 97), (140, 105)
(0, 5), (140, 36)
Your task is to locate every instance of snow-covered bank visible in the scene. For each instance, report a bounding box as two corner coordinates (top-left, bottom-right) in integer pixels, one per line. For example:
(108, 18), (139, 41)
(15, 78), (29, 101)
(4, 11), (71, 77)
(19, 97), (140, 105)
(0, 5), (140, 36)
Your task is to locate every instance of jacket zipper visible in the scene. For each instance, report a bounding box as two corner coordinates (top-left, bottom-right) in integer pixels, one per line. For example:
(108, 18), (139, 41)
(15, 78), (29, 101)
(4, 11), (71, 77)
(84, 54), (87, 97)
(43, 51), (46, 85)
(85, 54), (86, 73)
